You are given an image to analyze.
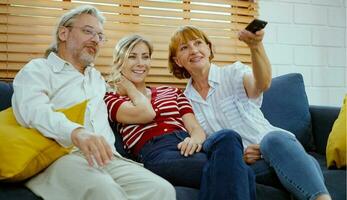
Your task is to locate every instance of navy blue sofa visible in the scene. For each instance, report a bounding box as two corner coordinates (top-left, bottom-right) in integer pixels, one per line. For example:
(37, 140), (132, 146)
(0, 73), (345, 200)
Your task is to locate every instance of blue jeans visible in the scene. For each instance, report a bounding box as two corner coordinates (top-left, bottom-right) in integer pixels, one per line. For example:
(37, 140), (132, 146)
(138, 129), (256, 200)
(252, 131), (329, 200)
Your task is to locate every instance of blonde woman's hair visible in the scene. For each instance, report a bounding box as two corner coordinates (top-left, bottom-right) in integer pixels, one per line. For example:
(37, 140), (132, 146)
(44, 5), (105, 57)
(107, 35), (153, 92)
(168, 25), (214, 79)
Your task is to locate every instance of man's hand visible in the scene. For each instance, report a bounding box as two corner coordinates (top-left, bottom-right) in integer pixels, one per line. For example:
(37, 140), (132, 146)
(244, 144), (262, 164)
(178, 135), (205, 157)
(71, 128), (113, 167)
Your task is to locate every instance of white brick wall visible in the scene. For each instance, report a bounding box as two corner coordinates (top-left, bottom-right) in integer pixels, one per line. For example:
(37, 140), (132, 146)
(259, 0), (346, 107)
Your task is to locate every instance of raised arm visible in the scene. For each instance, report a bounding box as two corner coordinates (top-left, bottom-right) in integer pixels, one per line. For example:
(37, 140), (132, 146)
(105, 76), (155, 124)
(238, 29), (272, 99)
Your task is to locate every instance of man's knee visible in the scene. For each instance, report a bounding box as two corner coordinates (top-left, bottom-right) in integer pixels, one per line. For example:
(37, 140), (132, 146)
(148, 177), (176, 200)
(85, 181), (126, 200)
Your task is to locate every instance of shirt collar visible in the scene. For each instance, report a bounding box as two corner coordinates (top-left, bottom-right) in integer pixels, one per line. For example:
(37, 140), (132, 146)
(47, 52), (93, 73)
(47, 52), (67, 72)
(208, 63), (221, 86)
(184, 63), (220, 102)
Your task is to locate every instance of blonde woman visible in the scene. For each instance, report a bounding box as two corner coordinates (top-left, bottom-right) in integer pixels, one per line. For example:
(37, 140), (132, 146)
(104, 35), (256, 200)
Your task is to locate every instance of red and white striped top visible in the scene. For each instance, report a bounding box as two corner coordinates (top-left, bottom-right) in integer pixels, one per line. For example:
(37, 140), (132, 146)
(104, 86), (193, 155)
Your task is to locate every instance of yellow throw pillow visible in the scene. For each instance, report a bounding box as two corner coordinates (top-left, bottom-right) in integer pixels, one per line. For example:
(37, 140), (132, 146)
(0, 100), (87, 182)
(326, 95), (346, 168)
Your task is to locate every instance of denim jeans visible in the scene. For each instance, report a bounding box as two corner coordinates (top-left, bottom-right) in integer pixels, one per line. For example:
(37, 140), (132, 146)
(138, 129), (256, 200)
(253, 131), (329, 200)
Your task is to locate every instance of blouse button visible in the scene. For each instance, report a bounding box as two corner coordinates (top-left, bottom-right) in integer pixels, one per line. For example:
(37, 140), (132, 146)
(164, 128), (168, 132)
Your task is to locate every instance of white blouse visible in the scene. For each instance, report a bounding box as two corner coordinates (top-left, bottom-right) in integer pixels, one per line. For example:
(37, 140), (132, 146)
(184, 62), (293, 149)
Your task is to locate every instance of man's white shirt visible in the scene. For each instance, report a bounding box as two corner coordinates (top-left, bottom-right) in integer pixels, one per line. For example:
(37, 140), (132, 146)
(12, 52), (117, 154)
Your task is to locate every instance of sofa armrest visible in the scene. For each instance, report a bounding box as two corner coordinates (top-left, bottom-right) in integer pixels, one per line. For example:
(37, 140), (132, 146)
(309, 105), (340, 155)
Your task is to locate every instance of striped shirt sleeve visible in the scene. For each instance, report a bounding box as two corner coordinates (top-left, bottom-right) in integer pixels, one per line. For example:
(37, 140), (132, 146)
(177, 89), (194, 116)
(226, 62), (263, 107)
(104, 92), (127, 122)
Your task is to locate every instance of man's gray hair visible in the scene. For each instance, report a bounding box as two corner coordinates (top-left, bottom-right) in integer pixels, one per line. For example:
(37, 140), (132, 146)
(44, 5), (105, 57)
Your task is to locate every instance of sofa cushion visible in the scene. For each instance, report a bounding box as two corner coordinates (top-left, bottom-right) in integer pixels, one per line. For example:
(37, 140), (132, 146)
(174, 184), (291, 200)
(326, 95), (346, 168)
(310, 152), (346, 200)
(261, 73), (313, 150)
(0, 101), (87, 182)
(0, 82), (13, 111)
(0, 182), (42, 200)
(309, 105), (340, 155)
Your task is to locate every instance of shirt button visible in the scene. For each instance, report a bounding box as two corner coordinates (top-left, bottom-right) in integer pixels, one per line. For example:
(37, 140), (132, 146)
(164, 129), (167, 132)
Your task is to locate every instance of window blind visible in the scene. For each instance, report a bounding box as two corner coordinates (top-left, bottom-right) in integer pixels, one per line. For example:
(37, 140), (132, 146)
(0, 0), (258, 87)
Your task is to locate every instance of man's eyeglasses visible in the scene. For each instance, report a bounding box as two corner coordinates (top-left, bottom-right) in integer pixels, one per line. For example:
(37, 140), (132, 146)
(66, 25), (107, 43)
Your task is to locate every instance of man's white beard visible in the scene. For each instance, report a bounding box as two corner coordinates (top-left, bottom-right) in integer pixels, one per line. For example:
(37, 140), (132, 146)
(79, 51), (96, 67)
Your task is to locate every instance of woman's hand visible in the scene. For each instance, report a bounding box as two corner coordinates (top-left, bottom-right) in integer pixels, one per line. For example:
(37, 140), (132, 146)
(178, 134), (205, 157)
(238, 29), (264, 49)
(180, 113), (207, 157)
(116, 76), (136, 96)
(244, 144), (262, 164)
(71, 127), (114, 167)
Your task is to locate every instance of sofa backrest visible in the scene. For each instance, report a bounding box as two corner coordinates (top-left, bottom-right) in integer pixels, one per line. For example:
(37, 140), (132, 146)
(261, 73), (313, 150)
(0, 81), (13, 111)
(0, 74), (314, 151)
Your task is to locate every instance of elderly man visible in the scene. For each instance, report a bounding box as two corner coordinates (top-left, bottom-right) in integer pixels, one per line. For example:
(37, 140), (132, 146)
(11, 5), (175, 200)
